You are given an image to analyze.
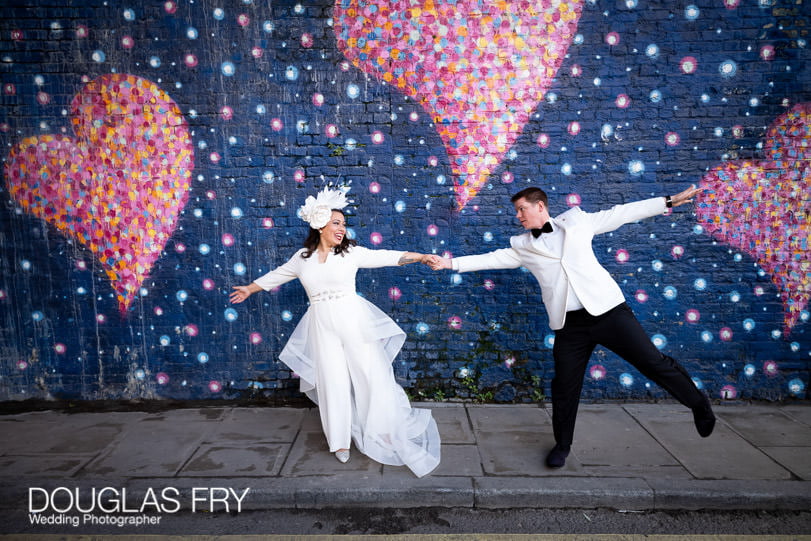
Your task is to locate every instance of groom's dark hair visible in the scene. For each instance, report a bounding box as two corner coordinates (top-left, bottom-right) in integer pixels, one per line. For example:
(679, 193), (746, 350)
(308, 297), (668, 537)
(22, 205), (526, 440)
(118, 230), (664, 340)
(511, 187), (548, 206)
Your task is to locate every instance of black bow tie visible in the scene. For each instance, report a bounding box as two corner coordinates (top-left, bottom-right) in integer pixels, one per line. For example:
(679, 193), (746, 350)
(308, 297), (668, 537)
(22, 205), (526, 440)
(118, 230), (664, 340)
(531, 222), (553, 238)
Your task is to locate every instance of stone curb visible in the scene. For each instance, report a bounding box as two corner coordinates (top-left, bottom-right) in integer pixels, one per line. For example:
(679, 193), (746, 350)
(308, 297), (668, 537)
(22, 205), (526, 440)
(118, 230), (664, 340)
(646, 479), (811, 511)
(473, 477), (652, 511)
(5, 477), (810, 512)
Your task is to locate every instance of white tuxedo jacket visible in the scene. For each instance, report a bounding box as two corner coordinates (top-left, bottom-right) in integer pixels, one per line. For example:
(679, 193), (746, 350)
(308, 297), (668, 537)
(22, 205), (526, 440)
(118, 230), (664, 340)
(452, 197), (668, 330)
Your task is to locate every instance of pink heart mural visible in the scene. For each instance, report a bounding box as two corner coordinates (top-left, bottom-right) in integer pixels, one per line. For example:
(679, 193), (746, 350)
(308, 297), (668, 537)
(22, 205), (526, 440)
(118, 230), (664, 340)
(695, 102), (810, 334)
(5, 73), (194, 313)
(334, 0), (584, 209)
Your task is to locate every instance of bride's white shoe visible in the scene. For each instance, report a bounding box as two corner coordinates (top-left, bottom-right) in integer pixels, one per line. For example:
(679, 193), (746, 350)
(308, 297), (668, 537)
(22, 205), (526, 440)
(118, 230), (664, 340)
(335, 449), (350, 463)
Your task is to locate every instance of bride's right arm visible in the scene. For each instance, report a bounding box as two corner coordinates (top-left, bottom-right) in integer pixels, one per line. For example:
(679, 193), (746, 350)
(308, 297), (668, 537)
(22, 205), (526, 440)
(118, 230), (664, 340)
(230, 251), (302, 303)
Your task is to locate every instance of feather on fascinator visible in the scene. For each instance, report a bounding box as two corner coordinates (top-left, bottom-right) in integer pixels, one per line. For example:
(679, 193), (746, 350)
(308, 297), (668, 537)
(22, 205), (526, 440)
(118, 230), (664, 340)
(299, 187), (351, 229)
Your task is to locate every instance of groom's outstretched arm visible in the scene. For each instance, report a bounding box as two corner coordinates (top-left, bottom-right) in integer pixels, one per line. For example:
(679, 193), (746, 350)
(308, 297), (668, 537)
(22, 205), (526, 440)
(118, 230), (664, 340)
(424, 248), (522, 273)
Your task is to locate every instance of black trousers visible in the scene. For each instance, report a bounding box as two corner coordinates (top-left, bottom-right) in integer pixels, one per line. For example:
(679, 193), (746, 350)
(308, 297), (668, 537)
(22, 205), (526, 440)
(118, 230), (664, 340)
(551, 302), (705, 448)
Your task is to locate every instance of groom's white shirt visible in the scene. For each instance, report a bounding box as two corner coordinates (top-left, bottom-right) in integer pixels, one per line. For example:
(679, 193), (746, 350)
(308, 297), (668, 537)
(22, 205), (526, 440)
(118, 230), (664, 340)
(451, 197), (668, 330)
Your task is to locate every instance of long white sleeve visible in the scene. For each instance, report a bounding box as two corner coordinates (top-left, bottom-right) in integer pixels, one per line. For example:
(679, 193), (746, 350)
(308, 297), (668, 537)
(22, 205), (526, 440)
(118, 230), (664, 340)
(451, 247), (523, 273)
(252, 251), (302, 291)
(352, 246), (405, 269)
(584, 197), (667, 235)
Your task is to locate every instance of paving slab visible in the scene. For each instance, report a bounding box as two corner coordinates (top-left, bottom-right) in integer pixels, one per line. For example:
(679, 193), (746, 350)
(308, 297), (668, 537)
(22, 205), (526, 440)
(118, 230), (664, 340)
(179, 443), (290, 477)
(298, 407), (325, 432)
(759, 446), (811, 480)
(279, 430), (381, 477)
(0, 455), (91, 478)
(574, 406), (695, 479)
(428, 405), (475, 444)
(624, 404), (793, 480)
(779, 405), (811, 426)
(476, 429), (585, 476)
(385, 444), (483, 478)
(575, 405), (683, 471)
(205, 407), (304, 444)
(0, 412), (137, 455)
(81, 410), (226, 477)
(466, 404), (548, 433)
(718, 405), (811, 446)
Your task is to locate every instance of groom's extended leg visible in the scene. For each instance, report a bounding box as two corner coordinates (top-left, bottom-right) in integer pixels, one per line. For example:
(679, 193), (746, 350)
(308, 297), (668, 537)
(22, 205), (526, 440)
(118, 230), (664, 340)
(596, 303), (715, 437)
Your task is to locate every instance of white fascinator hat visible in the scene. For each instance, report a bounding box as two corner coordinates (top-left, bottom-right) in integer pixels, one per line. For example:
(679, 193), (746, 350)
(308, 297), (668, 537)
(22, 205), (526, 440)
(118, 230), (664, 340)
(299, 186), (351, 229)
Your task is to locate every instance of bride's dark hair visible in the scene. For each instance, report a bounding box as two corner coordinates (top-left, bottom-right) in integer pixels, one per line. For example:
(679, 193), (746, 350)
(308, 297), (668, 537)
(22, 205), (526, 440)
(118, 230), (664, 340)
(301, 209), (357, 259)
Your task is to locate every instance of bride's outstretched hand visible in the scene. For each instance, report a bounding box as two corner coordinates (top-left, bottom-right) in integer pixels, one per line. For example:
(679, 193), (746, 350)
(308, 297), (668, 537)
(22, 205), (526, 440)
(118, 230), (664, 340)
(670, 184), (705, 207)
(230, 286), (252, 304)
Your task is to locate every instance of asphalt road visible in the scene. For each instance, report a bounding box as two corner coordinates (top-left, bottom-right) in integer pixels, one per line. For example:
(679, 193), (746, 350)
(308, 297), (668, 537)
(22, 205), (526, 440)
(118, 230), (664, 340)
(3, 507), (810, 537)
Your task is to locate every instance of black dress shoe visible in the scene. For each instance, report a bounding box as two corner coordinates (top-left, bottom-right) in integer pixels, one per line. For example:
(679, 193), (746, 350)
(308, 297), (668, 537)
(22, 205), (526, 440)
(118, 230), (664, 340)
(545, 444), (570, 468)
(692, 396), (716, 438)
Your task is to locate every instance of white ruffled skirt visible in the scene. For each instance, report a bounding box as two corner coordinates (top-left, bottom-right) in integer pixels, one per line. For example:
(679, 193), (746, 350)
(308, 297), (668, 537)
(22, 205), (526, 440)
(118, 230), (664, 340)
(278, 294), (440, 478)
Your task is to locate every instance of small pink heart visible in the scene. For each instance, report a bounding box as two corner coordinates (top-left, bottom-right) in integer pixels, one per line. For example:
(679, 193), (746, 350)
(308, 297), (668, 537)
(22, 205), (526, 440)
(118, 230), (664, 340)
(334, 0), (584, 208)
(5, 73), (194, 313)
(696, 102), (810, 334)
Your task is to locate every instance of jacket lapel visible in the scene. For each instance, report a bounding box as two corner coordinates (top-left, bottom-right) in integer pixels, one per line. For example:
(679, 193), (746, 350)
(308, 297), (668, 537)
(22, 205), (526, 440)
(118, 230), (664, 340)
(521, 225), (560, 258)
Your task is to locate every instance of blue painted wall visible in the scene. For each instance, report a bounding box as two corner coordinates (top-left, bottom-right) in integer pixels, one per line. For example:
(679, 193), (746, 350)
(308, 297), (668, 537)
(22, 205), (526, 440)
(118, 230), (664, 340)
(0, 0), (808, 403)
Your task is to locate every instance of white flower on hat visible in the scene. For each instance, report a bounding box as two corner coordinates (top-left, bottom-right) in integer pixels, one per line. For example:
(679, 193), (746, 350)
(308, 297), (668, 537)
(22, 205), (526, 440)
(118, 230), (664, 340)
(299, 186), (350, 229)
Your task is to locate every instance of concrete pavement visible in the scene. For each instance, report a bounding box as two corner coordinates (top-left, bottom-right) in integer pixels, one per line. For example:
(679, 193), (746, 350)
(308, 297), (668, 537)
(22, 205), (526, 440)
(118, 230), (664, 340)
(0, 401), (809, 515)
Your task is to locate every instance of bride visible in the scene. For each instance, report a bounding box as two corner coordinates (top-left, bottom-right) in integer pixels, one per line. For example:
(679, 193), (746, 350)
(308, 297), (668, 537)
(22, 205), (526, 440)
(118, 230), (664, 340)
(230, 187), (441, 477)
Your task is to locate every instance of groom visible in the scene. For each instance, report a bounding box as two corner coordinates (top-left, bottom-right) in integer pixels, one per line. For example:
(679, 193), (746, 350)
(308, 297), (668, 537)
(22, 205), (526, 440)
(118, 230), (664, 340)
(428, 186), (715, 468)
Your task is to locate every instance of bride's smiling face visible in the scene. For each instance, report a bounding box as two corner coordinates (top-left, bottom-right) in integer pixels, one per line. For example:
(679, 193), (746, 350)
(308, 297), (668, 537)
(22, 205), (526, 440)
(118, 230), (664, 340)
(320, 210), (347, 248)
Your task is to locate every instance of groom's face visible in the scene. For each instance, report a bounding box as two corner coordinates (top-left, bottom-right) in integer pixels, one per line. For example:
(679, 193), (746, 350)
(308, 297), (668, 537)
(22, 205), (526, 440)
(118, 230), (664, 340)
(513, 197), (548, 230)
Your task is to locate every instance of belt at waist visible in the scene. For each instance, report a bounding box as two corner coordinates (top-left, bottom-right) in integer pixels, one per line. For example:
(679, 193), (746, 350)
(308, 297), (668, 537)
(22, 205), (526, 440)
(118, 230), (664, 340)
(309, 290), (353, 303)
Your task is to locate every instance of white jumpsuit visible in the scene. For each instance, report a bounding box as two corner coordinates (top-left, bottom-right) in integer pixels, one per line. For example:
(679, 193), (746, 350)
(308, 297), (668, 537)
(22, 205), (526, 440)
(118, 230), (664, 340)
(253, 245), (441, 478)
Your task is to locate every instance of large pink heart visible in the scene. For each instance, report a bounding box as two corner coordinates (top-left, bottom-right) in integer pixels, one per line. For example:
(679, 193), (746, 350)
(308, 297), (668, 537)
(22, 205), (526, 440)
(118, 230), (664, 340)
(334, 0), (584, 209)
(5, 74), (194, 313)
(695, 103), (810, 334)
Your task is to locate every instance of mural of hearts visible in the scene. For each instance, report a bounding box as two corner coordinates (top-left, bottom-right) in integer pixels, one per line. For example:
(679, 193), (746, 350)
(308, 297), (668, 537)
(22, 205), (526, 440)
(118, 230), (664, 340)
(695, 102), (810, 334)
(5, 73), (194, 313)
(334, 0), (584, 209)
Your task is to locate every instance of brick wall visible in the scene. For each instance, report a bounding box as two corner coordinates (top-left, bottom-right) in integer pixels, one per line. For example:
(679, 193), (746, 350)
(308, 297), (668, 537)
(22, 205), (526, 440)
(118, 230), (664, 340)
(0, 0), (808, 403)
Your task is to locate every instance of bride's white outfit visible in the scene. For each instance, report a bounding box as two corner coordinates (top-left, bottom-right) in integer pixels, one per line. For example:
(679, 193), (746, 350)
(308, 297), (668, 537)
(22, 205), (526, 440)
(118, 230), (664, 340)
(253, 245), (441, 478)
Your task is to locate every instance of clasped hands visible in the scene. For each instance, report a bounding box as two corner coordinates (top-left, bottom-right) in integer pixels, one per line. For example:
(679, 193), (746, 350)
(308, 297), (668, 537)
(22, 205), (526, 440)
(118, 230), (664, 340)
(420, 254), (451, 271)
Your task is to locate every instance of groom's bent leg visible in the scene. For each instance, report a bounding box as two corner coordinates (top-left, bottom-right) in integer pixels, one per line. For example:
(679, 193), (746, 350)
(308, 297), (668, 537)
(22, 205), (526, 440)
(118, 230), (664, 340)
(596, 303), (705, 409)
(551, 314), (596, 448)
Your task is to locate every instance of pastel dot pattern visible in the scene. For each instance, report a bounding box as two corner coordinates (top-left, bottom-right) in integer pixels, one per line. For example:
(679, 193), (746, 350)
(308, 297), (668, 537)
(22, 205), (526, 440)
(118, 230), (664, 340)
(334, 0), (584, 209)
(696, 102), (810, 333)
(5, 73), (194, 312)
